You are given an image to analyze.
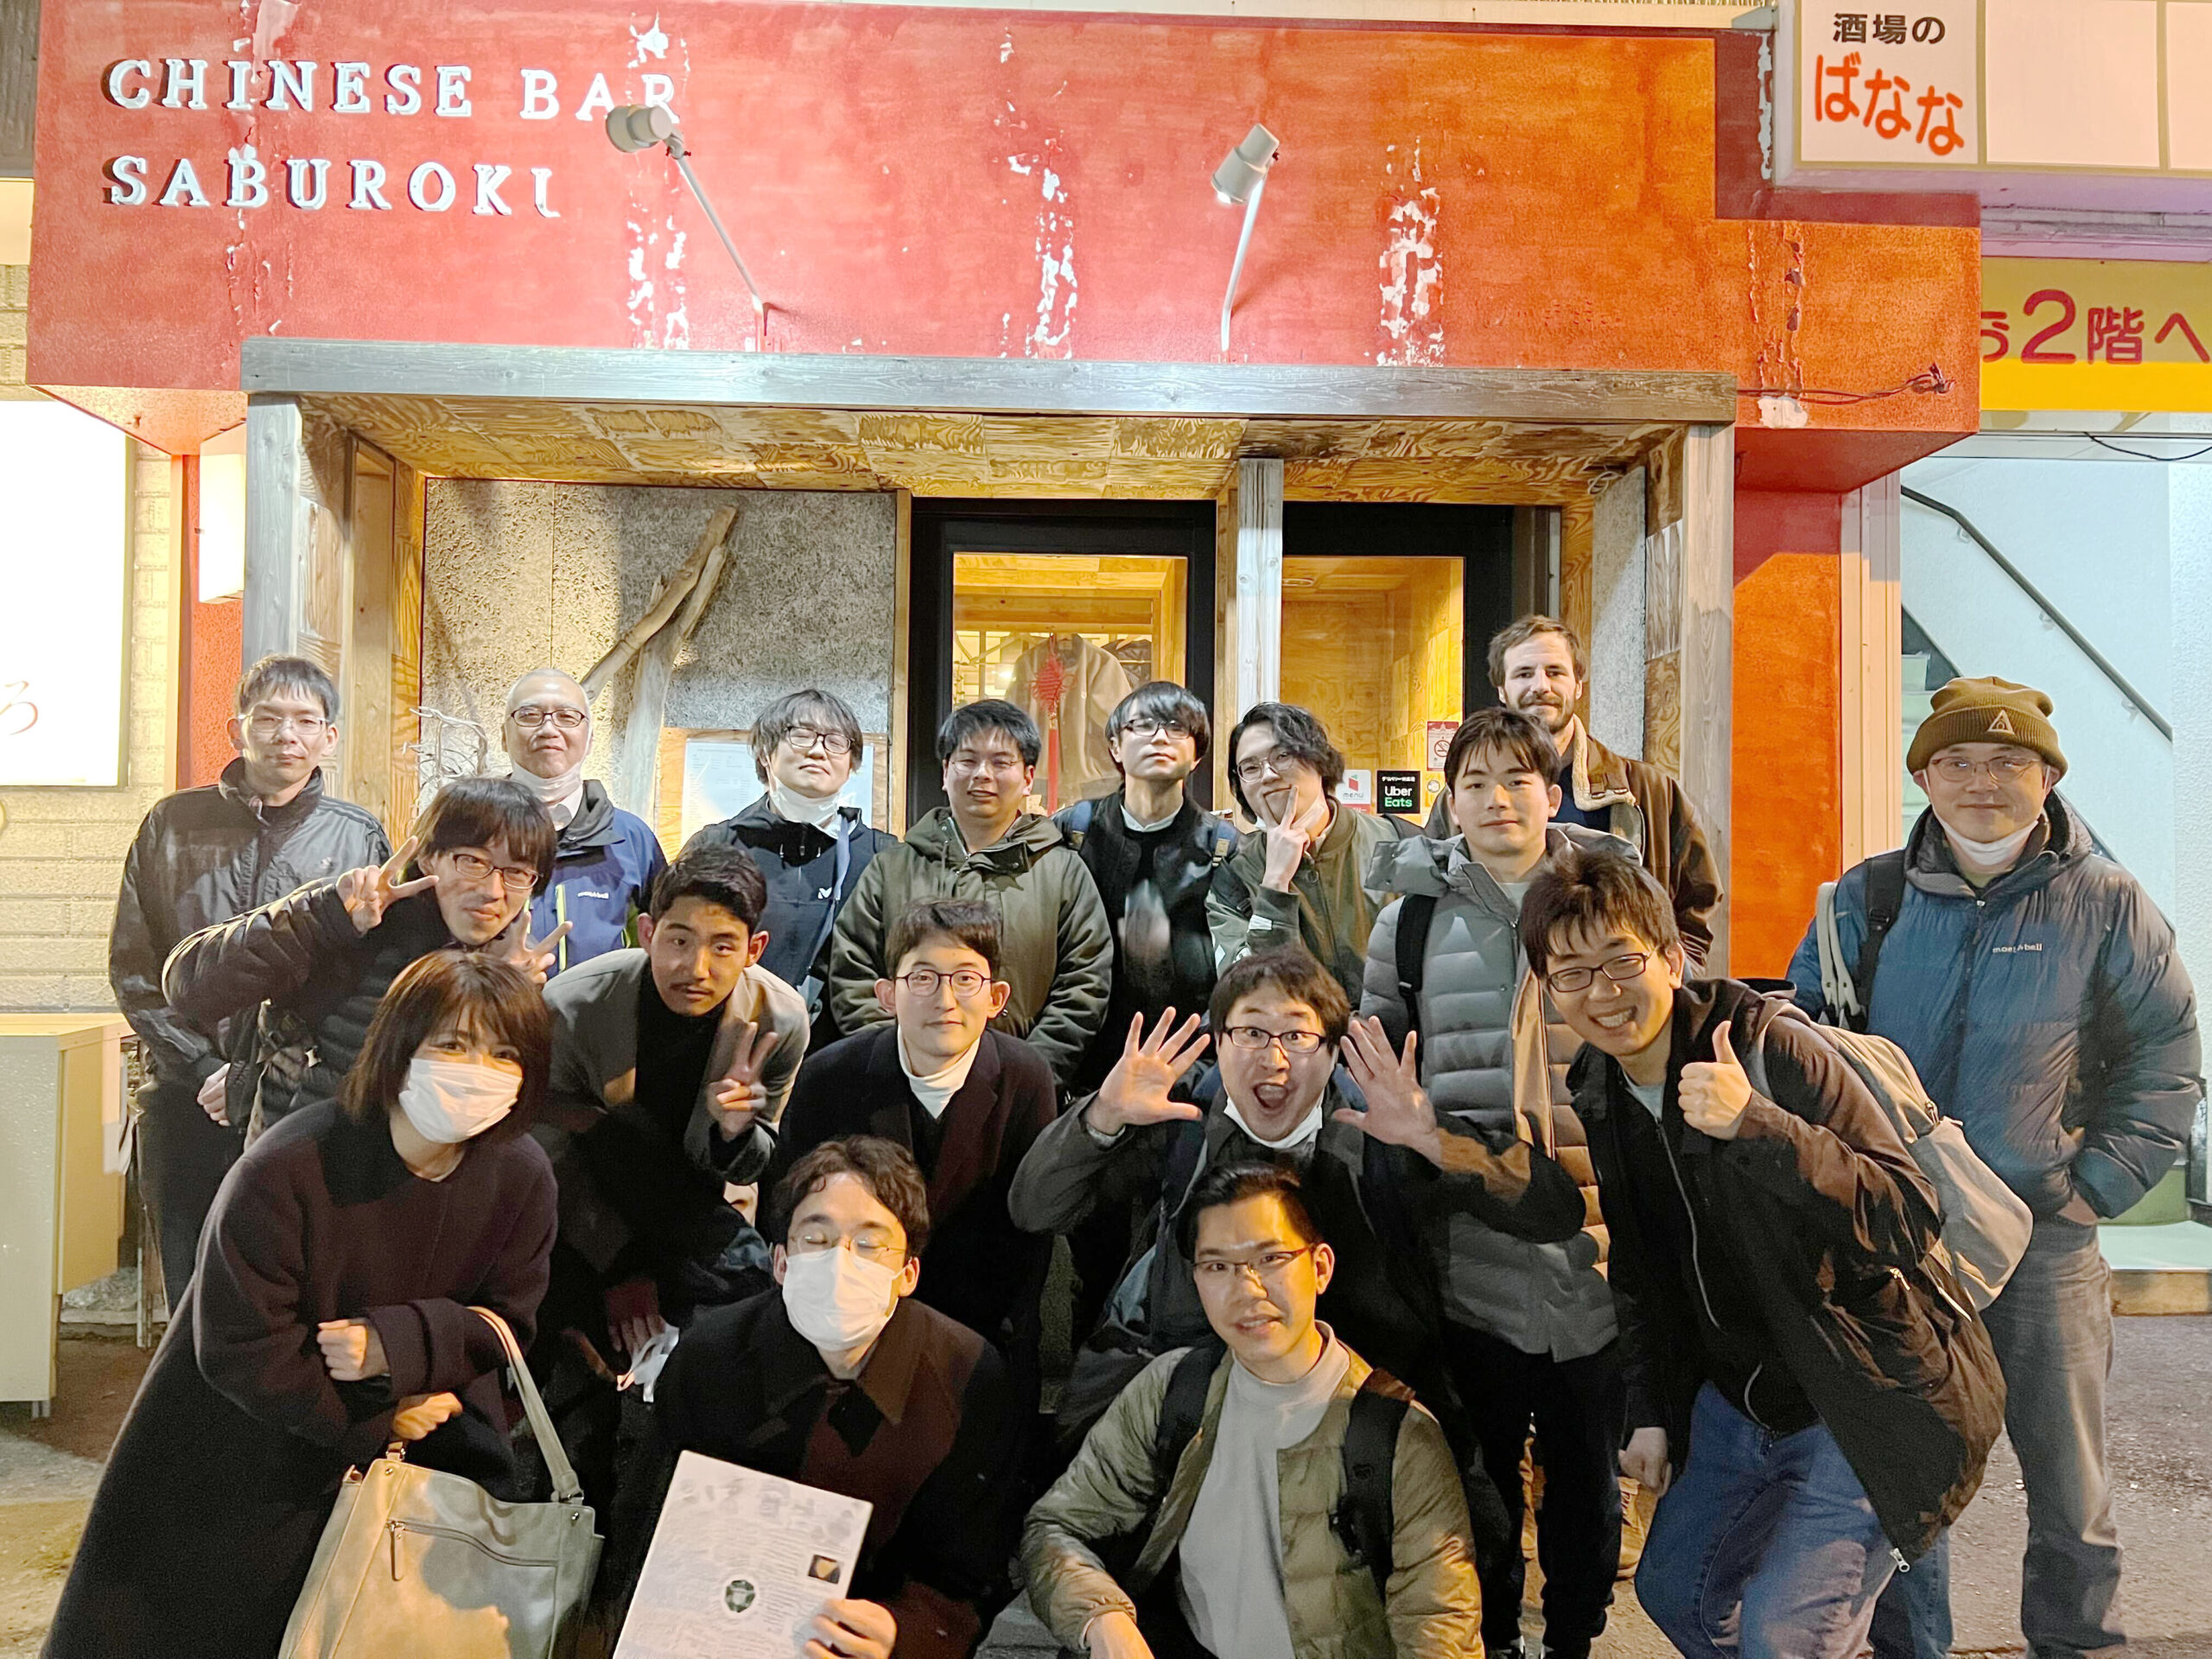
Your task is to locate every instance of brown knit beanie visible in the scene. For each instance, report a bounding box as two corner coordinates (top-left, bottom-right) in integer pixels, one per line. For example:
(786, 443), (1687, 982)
(1907, 676), (2067, 778)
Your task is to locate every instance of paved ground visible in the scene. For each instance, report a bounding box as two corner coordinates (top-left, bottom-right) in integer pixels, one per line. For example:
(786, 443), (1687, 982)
(1, 1318), (2204, 1656)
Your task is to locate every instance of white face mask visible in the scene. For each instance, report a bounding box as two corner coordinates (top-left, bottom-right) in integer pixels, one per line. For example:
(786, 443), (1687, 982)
(781, 1246), (901, 1352)
(510, 761), (585, 807)
(767, 779), (846, 831)
(397, 1056), (522, 1145)
(1941, 818), (2037, 874)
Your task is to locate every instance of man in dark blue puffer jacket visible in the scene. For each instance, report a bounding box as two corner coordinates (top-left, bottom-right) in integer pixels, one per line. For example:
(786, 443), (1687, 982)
(1788, 676), (2201, 1659)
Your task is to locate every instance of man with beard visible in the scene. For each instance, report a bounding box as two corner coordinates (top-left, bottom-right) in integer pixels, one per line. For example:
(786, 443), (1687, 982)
(1454, 617), (1721, 968)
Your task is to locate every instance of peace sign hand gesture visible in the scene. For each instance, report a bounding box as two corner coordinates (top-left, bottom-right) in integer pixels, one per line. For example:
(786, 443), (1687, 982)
(709, 1020), (783, 1138)
(505, 918), (573, 988)
(336, 836), (438, 936)
(1334, 1016), (1445, 1166)
(1086, 1011), (1211, 1136)
(1679, 1020), (1753, 1141)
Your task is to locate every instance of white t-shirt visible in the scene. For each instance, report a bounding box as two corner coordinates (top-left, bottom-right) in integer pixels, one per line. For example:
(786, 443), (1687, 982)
(897, 1035), (981, 1120)
(1177, 1332), (1354, 1659)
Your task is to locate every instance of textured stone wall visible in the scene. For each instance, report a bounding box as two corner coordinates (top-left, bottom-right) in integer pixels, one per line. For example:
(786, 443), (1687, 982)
(421, 482), (899, 809)
(0, 261), (181, 1008)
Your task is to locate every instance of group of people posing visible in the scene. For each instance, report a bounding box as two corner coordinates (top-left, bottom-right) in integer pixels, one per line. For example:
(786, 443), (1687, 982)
(57, 613), (2197, 1659)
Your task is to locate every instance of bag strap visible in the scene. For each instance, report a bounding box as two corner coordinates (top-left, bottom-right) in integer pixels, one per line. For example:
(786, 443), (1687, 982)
(468, 1306), (586, 1506)
(1333, 1369), (1414, 1600)
(1151, 1341), (1224, 1493)
(1393, 893), (1438, 1041)
(1203, 816), (1238, 866)
(1850, 851), (1909, 1035)
(1061, 797), (1096, 850)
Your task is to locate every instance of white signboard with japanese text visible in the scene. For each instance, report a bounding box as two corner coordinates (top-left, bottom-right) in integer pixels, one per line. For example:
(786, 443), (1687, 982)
(1796, 1), (1980, 168)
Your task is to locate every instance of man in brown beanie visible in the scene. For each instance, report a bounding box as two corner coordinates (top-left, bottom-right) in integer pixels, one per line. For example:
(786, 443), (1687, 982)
(1787, 675), (2202, 1659)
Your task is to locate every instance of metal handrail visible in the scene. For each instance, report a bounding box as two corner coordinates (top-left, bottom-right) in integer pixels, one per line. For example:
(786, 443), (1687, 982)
(1900, 486), (2171, 740)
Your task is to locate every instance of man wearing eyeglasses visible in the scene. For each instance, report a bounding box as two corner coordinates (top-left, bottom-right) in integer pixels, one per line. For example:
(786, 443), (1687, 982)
(601, 1138), (1020, 1659)
(502, 667), (667, 978)
(1011, 946), (1584, 1455)
(830, 699), (1112, 1089)
(770, 899), (1058, 1366)
(686, 689), (895, 1047)
(111, 655), (391, 1300)
(1784, 677), (2199, 1659)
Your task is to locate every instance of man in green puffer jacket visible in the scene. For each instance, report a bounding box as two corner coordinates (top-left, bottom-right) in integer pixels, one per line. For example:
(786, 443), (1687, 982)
(1025, 1160), (1481, 1659)
(829, 700), (1113, 1089)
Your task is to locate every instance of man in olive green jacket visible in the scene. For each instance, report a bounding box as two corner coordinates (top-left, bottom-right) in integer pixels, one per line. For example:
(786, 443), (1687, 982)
(1206, 702), (1414, 1010)
(829, 700), (1113, 1087)
(1025, 1161), (1480, 1659)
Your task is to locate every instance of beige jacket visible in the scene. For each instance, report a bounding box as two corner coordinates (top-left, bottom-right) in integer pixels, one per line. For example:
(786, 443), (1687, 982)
(1023, 1344), (1481, 1659)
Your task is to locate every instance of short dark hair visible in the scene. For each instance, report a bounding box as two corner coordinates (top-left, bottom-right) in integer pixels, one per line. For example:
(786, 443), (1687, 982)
(340, 950), (550, 1142)
(751, 690), (865, 785)
(1486, 615), (1589, 690)
(1208, 946), (1352, 1046)
(766, 1135), (932, 1257)
(1107, 681), (1212, 772)
(937, 699), (1041, 769)
(236, 653), (340, 723)
(410, 776), (557, 895)
(1443, 707), (1559, 791)
(886, 899), (1001, 977)
(649, 843), (767, 931)
(1520, 844), (1682, 978)
(1224, 702), (1344, 817)
(1177, 1160), (1325, 1264)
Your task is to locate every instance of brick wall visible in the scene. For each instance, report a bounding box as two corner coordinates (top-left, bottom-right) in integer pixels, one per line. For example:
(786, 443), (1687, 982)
(0, 263), (181, 1010)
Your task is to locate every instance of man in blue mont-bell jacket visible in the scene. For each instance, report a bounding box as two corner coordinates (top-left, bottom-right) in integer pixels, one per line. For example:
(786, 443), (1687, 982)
(1788, 676), (2201, 1659)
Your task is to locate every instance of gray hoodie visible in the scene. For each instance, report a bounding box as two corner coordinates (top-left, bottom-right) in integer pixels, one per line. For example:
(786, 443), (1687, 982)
(1360, 824), (1633, 1362)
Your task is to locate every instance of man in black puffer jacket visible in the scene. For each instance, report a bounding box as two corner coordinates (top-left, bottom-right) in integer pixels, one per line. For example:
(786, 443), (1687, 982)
(163, 776), (560, 1124)
(109, 655), (390, 1300)
(1528, 846), (2003, 1659)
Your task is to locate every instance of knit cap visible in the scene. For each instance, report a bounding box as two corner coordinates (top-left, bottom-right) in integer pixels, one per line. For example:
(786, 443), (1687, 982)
(1907, 676), (2067, 779)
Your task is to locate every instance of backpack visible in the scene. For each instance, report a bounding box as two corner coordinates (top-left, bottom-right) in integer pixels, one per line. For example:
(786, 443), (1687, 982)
(1060, 797), (1239, 865)
(1741, 987), (2032, 1313)
(1152, 1339), (1413, 1600)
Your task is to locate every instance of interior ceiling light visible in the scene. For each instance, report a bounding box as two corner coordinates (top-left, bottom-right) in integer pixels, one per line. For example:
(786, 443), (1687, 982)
(1211, 123), (1280, 353)
(606, 103), (766, 326)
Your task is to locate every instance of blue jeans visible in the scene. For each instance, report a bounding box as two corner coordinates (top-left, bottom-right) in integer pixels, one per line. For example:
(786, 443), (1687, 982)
(1872, 1217), (2121, 1658)
(1637, 1384), (1897, 1659)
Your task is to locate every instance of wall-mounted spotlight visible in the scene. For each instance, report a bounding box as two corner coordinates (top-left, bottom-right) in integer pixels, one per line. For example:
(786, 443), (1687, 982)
(606, 103), (767, 327)
(1211, 123), (1280, 353)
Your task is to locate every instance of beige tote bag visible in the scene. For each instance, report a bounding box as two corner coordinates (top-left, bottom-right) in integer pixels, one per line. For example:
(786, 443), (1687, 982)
(279, 1306), (601, 1659)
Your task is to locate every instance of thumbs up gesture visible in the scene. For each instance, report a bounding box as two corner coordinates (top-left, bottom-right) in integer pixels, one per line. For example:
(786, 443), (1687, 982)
(1679, 1020), (1754, 1141)
(709, 1020), (782, 1139)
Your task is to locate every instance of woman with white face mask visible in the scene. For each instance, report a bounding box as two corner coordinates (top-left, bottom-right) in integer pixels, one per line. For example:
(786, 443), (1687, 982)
(598, 1137), (1023, 1659)
(47, 952), (559, 1659)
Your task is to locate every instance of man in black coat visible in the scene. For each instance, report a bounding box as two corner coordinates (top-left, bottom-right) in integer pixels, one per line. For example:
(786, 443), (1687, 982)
(683, 688), (893, 1047)
(162, 774), (563, 1124)
(604, 1138), (1018, 1659)
(769, 899), (1058, 1365)
(108, 654), (390, 1299)
(1526, 845), (2004, 1659)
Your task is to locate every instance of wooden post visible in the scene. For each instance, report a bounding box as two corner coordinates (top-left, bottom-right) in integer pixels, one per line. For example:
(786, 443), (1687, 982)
(1839, 473), (1903, 866)
(1232, 456), (1284, 716)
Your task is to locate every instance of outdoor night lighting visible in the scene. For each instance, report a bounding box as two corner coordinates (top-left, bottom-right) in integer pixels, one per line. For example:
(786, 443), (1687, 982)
(605, 103), (766, 321)
(1211, 123), (1280, 353)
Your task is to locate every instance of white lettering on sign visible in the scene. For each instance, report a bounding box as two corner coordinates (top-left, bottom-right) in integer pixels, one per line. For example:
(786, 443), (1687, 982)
(267, 60), (317, 113)
(408, 161), (457, 211)
(226, 144), (269, 208)
(350, 158), (391, 211)
(286, 156), (329, 210)
(474, 162), (512, 215)
(385, 64), (423, 116)
(105, 156), (149, 205)
(157, 157), (209, 207)
(332, 61), (372, 114)
(103, 60), (154, 110)
(161, 59), (207, 111)
(435, 65), (473, 118)
(519, 69), (559, 119)
(532, 166), (560, 218)
(226, 60), (253, 110)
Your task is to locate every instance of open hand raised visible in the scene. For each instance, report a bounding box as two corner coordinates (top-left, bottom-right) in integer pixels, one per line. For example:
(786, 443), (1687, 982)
(1334, 1016), (1444, 1166)
(1086, 1010), (1210, 1136)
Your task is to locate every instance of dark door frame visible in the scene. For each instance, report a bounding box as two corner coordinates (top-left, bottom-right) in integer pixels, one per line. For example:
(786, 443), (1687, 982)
(906, 499), (1218, 824)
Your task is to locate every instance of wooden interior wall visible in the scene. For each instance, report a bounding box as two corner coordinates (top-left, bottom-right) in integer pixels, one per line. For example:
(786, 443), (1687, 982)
(388, 461), (427, 833)
(1560, 497), (1595, 728)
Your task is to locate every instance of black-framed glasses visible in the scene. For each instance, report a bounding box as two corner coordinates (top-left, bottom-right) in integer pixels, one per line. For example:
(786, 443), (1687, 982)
(1121, 717), (1196, 741)
(1194, 1244), (1318, 1287)
(785, 725), (854, 757)
(1546, 952), (1654, 995)
(442, 850), (538, 892)
(510, 705), (587, 731)
(893, 967), (992, 1000)
(1222, 1026), (1325, 1055)
(1233, 748), (1301, 784)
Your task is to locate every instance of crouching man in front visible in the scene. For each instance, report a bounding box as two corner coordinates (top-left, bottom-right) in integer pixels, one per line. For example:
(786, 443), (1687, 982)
(1022, 1162), (1481, 1659)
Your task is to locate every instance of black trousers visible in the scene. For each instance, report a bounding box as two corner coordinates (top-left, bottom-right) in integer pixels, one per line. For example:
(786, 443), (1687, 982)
(1441, 1325), (1624, 1659)
(137, 1078), (244, 1306)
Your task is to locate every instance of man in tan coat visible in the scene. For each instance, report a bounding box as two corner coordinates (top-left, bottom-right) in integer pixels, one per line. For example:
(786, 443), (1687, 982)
(1024, 1161), (1481, 1659)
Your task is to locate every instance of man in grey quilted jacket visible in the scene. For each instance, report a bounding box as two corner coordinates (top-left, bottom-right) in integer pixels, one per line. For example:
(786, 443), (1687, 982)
(1362, 707), (1635, 1659)
(1788, 677), (2201, 1659)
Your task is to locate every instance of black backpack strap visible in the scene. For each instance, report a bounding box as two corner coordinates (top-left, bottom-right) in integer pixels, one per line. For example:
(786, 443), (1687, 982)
(1151, 1341), (1224, 1493)
(1202, 815), (1239, 866)
(1852, 850), (1909, 1033)
(1393, 893), (1438, 1041)
(1333, 1368), (1414, 1601)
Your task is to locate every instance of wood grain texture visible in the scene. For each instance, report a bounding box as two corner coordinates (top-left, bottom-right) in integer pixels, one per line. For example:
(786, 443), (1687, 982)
(1643, 652), (1681, 778)
(1560, 496), (1595, 724)
(389, 461), (426, 834)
